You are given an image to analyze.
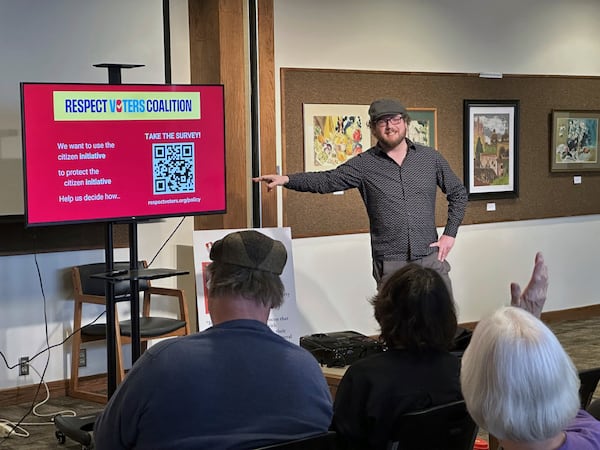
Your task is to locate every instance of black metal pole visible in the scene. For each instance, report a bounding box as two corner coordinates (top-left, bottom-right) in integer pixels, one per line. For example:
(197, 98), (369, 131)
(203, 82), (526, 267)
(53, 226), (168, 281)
(163, 0), (172, 85)
(103, 223), (117, 397)
(129, 222), (141, 363)
(249, 0), (261, 228)
(95, 62), (144, 399)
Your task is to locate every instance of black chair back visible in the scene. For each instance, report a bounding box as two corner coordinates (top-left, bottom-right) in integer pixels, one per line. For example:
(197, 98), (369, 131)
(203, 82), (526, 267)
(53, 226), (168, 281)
(387, 400), (478, 450)
(579, 367), (600, 409)
(253, 431), (339, 450)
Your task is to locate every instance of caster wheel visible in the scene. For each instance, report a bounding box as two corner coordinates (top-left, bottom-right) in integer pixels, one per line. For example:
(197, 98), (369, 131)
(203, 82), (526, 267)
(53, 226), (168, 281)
(55, 430), (66, 444)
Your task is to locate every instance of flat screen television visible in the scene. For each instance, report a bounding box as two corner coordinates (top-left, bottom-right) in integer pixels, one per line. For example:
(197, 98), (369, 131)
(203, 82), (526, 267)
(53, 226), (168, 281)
(20, 82), (226, 226)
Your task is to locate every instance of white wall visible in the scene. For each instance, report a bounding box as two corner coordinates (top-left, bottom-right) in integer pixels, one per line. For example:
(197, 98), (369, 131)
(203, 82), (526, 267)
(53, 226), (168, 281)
(274, 0), (600, 75)
(0, 0), (167, 216)
(273, 0), (600, 336)
(290, 215), (600, 337)
(0, 0), (194, 389)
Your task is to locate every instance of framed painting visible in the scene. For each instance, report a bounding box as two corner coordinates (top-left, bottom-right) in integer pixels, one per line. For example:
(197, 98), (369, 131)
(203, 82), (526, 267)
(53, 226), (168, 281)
(551, 110), (600, 172)
(302, 103), (370, 172)
(407, 108), (437, 148)
(463, 100), (519, 200)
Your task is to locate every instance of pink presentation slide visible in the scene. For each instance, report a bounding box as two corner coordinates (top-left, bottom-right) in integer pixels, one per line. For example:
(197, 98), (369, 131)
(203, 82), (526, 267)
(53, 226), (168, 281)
(21, 83), (226, 226)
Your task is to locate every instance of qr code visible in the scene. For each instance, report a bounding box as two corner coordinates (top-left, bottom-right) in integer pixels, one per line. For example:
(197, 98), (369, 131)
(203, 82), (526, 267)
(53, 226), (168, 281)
(152, 142), (195, 194)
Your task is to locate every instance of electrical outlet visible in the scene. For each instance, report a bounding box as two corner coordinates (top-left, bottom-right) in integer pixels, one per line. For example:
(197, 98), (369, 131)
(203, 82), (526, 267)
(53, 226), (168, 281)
(19, 356), (29, 376)
(79, 348), (87, 368)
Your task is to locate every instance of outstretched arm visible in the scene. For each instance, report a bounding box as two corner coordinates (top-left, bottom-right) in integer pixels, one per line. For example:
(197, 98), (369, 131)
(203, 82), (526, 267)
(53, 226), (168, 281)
(510, 252), (548, 319)
(252, 174), (289, 192)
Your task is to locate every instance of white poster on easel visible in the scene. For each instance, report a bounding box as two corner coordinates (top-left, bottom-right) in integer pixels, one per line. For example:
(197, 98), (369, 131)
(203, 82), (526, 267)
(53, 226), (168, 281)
(192, 227), (300, 343)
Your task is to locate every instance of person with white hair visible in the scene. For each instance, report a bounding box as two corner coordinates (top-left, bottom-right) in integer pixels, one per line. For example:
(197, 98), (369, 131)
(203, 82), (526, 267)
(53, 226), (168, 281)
(461, 282), (600, 449)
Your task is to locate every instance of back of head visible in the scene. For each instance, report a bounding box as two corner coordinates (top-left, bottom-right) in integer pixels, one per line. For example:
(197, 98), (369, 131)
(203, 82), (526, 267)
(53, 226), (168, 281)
(461, 306), (580, 442)
(207, 230), (287, 309)
(371, 264), (457, 351)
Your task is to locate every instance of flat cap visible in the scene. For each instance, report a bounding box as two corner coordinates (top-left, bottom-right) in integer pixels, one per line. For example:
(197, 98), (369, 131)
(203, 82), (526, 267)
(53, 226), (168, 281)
(368, 98), (407, 122)
(209, 230), (288, 275)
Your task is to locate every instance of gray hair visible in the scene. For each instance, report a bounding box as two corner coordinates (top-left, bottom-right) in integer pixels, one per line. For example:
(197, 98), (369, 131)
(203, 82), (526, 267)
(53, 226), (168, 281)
(460, 306), (580, 442)
(206, 261), (284, 309)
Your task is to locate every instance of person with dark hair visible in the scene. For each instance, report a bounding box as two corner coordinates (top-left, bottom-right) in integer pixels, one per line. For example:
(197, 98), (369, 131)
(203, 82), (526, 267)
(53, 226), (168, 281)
(331, 252), (552, 450)
(94, 230), (333, 450)
(331, 264), (461, 450)
(373, 264), (458, 352)
(254, 98), (468, 292)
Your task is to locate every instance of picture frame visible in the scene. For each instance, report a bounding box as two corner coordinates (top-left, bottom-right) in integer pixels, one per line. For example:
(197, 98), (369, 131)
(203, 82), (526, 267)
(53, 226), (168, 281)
(407, 108), (437, 148)
(302, 103), (370, 172)
(463, 100), (519, 200)
(550, 110), (600, 172)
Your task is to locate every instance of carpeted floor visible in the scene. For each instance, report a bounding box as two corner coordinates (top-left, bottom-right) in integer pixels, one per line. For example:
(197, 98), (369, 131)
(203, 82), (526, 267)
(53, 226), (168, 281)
(0, 395), (102, 449)
(0, 316), (599, 449)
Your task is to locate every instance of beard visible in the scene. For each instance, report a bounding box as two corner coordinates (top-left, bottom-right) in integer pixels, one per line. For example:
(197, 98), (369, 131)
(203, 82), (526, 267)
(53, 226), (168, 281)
(378, 131), (405, 150)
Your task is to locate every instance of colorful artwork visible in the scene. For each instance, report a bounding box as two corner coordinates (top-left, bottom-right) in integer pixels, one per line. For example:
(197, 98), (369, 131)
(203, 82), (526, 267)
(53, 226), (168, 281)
(471, 112), (511, 187)
(303, 104), (370, 172)
(551, 111), (600, 172)
(407, 108), (437, 147)
(464, 100), (519, 199)
(554, 118), (598, 164)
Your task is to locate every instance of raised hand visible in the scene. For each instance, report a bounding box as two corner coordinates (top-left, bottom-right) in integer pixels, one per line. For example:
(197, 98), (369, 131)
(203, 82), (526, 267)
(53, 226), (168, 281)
(510, 252), (548, 318)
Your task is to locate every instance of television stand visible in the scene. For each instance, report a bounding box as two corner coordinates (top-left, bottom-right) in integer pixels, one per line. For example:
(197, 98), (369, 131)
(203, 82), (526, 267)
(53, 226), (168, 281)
(92, 267), (189, 282)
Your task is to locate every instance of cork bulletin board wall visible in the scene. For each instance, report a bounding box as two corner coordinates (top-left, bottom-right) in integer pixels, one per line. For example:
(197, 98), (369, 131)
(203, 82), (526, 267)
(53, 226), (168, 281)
(281, 68), (600, 238)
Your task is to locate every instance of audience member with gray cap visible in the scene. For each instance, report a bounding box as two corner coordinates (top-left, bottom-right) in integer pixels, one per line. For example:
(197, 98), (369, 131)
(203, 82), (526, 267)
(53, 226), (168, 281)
(253, 98), (467, 292)
(95, 230), (333, 450)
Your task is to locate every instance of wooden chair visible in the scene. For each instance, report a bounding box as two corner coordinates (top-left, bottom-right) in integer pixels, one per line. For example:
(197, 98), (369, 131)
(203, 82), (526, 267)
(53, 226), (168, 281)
(69, 261), (191, 403)
(253, 431), (340, 450)
(387, 400), (478, 450)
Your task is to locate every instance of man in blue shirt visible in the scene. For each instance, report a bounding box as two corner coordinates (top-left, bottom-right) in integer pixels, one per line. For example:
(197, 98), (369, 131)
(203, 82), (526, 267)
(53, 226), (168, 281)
(94, 230), (333, 449)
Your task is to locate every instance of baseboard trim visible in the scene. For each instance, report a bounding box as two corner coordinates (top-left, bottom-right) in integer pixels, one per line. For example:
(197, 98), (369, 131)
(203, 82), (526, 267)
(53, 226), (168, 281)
(0, 378), (68, 408)
(540, 304), (600, 323)
(459, 303), (600, 330)
(0, 374), (106, 407)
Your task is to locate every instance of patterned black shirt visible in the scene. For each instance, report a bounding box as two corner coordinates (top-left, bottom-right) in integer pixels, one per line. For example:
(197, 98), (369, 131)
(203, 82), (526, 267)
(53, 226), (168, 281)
(286, 140), (468, 261)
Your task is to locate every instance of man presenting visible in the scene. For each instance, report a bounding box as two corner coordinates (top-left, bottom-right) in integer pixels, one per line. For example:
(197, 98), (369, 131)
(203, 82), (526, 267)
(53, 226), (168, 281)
(254, 98), (468, 291)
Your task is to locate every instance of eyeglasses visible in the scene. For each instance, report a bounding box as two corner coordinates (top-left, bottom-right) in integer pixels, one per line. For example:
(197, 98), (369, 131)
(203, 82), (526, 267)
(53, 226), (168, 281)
(375, 115), (403, 127)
